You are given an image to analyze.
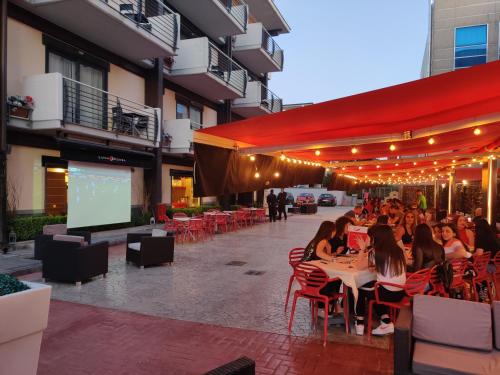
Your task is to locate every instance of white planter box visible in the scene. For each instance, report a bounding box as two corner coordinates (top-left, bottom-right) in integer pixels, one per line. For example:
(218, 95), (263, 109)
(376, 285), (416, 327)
(0, 281), (52, 375)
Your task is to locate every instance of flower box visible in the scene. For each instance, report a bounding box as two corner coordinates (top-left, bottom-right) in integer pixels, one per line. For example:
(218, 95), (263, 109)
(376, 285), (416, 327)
(8, 105), (31, 119)
(0, 281), (51, 375)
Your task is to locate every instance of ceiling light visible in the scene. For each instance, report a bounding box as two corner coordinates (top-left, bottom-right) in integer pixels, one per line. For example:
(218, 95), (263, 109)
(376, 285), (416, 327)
(433, 161), (437, 165)
(428, 137), (435, 145)
(280, 154), (286, 161)
(351, 147), (358, 154)
(315, 150), (321, 156)
(254, 172), (260, 178)
(389, 144), (396, 151)
(413, 162), (417, 166)
(249, 155), (256, 161)
(274, 172), (280, 178)
(473, 127), (481, 136)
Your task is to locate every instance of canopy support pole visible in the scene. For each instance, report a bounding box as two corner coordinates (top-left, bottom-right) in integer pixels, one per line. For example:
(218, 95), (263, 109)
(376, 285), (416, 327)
(448, 172), (455, 216)
(482, 158), (498, 224)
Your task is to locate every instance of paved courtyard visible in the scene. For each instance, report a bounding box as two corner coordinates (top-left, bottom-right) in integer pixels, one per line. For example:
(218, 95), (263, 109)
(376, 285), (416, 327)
(28, 207), (393, 374)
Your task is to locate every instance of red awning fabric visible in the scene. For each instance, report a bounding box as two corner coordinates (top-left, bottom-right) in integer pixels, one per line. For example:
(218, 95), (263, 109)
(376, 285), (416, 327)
(198, 61), (500, 150)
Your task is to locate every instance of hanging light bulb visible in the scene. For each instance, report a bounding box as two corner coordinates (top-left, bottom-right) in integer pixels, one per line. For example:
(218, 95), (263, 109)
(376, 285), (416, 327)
(249, 155), (256, 161)
(351, 147), (358, 154)
(389, 144), (396, 152)
(428, 137), (435, 145)
(286, 158), (291, 163)
(254, 172), (260, 178)
(292, 159), (297, 164)
(433, 161), (437, 165)
(376, 165), (380, 169)
(315, 150), (321, 156)
(280, 154), (286, 161)
(413, 162), (417, 166)
(274, 172), (280, 178)
(342, 167), (346, 171)
(358, 166), (363, 170)
(473, 127), (481, 136)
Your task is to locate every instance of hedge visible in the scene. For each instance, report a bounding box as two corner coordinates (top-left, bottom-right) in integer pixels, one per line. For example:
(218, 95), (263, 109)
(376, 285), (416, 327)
(166, 205), (221, 218)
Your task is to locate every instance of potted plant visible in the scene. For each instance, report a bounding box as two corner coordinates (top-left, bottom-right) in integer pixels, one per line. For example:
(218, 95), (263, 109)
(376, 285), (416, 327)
(0, 274), (51, 375)
(7, 95), (35, 119)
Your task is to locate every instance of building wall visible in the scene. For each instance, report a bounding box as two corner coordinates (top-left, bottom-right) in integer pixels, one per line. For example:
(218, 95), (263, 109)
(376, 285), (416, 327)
(6, 18), (45, 96)
(108, 64), (145, 104)
(161, 164), (193, 204)
(203, 107), (217, 127)
(163, 88), (177, 121)
(431, 0), (500, 75)
(131, 167), (144, 206)
(6, 145), (60, 213)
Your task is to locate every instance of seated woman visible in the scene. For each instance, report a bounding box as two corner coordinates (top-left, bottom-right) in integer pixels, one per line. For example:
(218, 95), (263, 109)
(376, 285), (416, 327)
(395, 211), (417, 246)
(329, 216), (353, 255)
(432, 223), (444, 245)
(424, 208), (437, 228)
(441, 223), (472, 260)
(354, 225), (406, 336)
(408, 224), (445, 272)
(474, 218), (500, 257)
(302, 221), (341, 317)
(376, 215), (389, 225)
(455, 215), (474, 250)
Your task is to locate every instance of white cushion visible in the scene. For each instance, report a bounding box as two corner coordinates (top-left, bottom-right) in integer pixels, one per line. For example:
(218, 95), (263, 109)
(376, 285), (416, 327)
(43, 224), (67, 236)
(53, 234), (85, 246)
(128, 242), (141, 251)
(152, 229), (167, 237)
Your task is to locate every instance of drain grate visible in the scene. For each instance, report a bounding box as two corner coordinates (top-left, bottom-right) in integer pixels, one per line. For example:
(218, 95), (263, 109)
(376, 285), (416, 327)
(225, 261), (247, 266)
(244, 270), (266, 276)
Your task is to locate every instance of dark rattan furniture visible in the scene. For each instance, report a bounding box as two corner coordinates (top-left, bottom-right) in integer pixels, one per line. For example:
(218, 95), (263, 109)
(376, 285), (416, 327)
(126, 232), (174, 268)
(34, 230), (91, 260)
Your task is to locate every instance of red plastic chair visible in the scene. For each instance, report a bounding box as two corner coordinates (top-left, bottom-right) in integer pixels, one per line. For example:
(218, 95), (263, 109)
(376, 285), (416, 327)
(288, 263), (347, 346)
(494, 252), (500, 301)
(155, 204), (168, 223)
(236, 211), (247, 228)
(187, 219), (205, 242)
(255, 208), (266, 223)
(215, 214), (229, 233)
(449, 258), (469, 297)
(163, 216), (176, 233)
(203, 215), (216, 239)
(367, 268), (430, 336)
(472, 252), (492, 302)
(429, 265), (445, 296)
(173, 212), (188, 218)
(284, 248), (305, 312)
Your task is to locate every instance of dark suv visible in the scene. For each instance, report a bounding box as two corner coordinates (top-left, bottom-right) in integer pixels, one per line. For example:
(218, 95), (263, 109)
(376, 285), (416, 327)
(318, 193), (337, 207)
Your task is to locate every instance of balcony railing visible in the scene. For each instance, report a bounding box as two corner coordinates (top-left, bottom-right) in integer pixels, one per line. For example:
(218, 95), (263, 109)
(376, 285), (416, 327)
(261, 84), (282, 113)
(105, 0), (179, 51)
(190, 121), (204, 130)
(262, 27), (283, 69)
(216, 0), (248, 31)
(63, 77), (159, 143)
(208, 42), (248, 96)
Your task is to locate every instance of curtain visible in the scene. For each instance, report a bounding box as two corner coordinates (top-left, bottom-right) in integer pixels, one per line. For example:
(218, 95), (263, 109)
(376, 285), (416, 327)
(80, 64), (105, 129)
(48, 52), (77, 123)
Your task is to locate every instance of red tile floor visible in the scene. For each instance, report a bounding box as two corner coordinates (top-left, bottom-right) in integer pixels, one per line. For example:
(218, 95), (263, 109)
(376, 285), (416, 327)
(38, 300), (392, 375)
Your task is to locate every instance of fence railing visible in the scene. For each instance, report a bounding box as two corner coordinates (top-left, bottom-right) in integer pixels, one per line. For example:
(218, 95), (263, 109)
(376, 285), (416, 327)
(216, 0), (248, 31)
(260, 83), (283, 113)
(104, 0), (179, 50)
(208, 42), (248, 96)
(262, 27), (284, 70)
(62, 77), (159, 143)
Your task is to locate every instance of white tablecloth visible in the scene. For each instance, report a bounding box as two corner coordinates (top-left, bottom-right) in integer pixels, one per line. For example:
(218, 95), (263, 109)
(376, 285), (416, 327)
(307, 257), (376, 302)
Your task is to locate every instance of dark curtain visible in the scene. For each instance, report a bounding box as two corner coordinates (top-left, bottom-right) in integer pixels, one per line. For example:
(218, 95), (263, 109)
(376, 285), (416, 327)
(194, 143), (325, 197)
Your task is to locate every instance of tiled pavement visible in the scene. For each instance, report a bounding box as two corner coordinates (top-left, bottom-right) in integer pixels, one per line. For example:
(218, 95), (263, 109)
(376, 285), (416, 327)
(39, 300), (393, 375)
(28, 207), (393, 374)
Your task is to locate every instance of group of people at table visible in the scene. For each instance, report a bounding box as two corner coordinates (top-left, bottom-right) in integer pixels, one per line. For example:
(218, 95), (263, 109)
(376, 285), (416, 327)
(300, 195), (500, 337)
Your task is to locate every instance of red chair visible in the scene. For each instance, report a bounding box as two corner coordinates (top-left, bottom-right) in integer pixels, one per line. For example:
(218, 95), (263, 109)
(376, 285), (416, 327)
(449, 258), (469, 298)
(471, 252), (492, 302)
(367, 268), (430, 337)
(284, 247), (305, 312)
(288, 263), (347, 346)
(163, 216), (176, 233)
(255, 208), (266, 223)
(236, 211), (247, 228)
(155, 204), (168, 223)
(215, 214), (229, 233)
(173, 212), (188, 218)
(429, 265), (445, 296)
(203, 215), (216, 239)
(494, 252), (500, 301)
(187, 219), (205, 242)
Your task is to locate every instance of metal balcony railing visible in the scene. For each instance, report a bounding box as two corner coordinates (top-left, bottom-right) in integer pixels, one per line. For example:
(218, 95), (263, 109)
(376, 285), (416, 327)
(208, 42), (248, 96)
(63, 77), (159, 143)
(262, 28), (284, 70)
(216, 0), (248, 31)
(190, 121), (204, 130)
(104, 0), (179, 50)
(260, 84), (282, 113)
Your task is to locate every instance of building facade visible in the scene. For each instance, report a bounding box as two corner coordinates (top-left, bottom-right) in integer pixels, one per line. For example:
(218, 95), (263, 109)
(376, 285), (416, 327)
(423, 0), (500, 76)
(1, 0), (289, 222)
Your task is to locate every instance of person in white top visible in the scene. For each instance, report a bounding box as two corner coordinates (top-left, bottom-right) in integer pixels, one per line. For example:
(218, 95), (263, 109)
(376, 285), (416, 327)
(354, 225), (407, 336)
(441, 223), (472, 260)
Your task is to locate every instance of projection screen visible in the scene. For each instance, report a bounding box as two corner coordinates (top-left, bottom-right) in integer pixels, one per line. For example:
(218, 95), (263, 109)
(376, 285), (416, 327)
(67, 161), (131, 228)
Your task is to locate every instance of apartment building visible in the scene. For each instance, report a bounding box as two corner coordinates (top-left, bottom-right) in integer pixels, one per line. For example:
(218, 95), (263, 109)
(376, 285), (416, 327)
(1, 0), (289, 218)
(422, 0), (500, 76)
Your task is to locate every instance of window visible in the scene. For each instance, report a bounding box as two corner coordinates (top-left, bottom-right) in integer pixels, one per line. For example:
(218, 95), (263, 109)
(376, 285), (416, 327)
(455, 25), (487, 69)
(175, 98), (203, 125)
(171, 176), (200, 208)
(176, 101), (189, 119)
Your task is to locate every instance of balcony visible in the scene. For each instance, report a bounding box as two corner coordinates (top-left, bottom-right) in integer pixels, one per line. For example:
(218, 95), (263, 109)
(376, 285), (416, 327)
(163, 119), (203, 154)
(10, 73), (160, 148)
(166, 37), (248, 101)
(232, 81), (282, 118)
(166, 0), (248, 40)
(233, 22), (283, 74)
(17, 0), (180, 60)
(244, 0), (290, 35)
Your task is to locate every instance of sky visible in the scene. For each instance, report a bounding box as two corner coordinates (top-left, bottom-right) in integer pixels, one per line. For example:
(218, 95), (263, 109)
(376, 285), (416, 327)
(269, 0), (430, 104)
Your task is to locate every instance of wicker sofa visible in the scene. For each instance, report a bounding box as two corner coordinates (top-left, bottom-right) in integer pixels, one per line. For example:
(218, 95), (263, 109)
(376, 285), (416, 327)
(126, 230), (174, 268)
(34, 224), (91, 260)
(394, 295), (500, 375)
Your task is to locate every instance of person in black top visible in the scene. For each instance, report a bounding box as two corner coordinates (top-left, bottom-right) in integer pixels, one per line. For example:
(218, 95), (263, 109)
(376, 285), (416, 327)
(277, 188), (287, 221)
(266, 189), (277, 222)
(408, 224), (445, 272)
(329, 216), (353, 255)
(474, 218), (500, 257)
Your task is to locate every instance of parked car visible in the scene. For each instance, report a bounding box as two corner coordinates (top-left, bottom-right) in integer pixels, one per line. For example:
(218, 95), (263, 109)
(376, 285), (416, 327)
(317, 193), (337, 207)
(285, 193), (294, 205)
(295, 193), (315, 206)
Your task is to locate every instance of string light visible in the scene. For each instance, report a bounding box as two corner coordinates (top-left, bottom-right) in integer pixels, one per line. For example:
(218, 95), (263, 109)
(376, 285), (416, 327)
(395, 163), (399, 167)
(428, 137), (435, 145)
(413, 162), (417, 166)
(286, 158), (291, 163)
(315, 150), (321, 156)
(376, 165), (380, 169)
(462, 180), (468, 185)
(292, 159), (297, 164)
(254, 172), (260, 178)
(433, 161), (437, 165)
(358, 166), (363, 170)
(274, 172), (280, 178)
(473, 127), (481, 136)
(249, 155), (256, 161)
(280, 154), (286, 161)
(351, 147), (358, 154)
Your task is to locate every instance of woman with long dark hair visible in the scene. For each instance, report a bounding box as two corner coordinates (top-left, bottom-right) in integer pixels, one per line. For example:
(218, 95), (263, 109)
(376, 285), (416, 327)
(441, 223), (471, 259)
(329, 216), (353, 255)
(354, 225), (406, 336)
(409, 224), (445, 272)
(395, 211), (417, 245)
(455, 215), (474, 249)
(474, 219), (500, 257)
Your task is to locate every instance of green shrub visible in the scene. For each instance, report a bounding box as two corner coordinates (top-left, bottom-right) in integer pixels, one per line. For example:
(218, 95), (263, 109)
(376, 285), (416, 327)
(166, 205), (221, 218)
(0, 274), (30, 296)
(9, 215), (67, 241)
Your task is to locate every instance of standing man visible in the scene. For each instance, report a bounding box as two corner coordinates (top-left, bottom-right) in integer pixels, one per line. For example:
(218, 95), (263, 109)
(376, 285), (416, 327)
(416, 189), (427, 212)
(277, 188), (287, 221)
(267, 189), (277, 222)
